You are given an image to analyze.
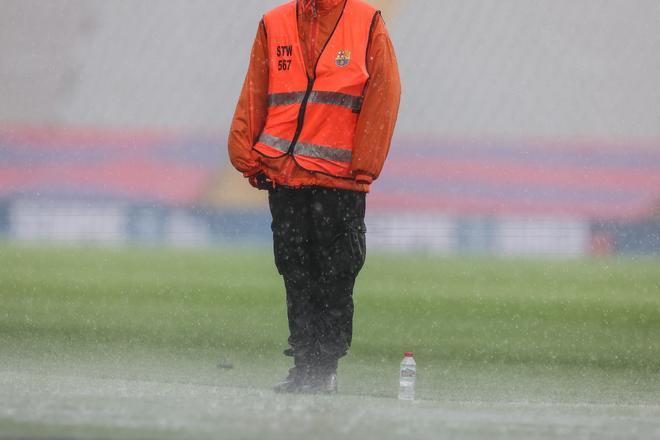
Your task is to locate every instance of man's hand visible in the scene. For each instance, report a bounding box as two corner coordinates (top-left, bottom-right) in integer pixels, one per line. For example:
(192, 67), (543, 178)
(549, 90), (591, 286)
(248, 172), (273, 190)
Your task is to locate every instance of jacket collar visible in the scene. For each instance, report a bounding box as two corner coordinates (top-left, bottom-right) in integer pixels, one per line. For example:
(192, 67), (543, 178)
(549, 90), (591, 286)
(298, 0), (345, 17)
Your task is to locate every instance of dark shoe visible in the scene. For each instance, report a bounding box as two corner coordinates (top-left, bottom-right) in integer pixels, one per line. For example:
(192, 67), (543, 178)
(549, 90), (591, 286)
(272, 367), (306, 394)
(300, 372), (338, 395)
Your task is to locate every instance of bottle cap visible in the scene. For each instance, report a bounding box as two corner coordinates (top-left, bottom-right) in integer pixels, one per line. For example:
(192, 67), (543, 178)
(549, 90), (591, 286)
(404, 352), (414, 357)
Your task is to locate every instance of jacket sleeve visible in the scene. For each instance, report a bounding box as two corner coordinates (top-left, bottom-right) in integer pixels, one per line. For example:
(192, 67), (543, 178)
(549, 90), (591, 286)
(228, 20), (269, 177)
(350, 14), (401, 184)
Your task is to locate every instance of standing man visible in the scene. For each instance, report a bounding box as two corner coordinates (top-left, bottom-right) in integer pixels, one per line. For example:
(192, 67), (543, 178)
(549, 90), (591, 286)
(228, 0), (400, 394)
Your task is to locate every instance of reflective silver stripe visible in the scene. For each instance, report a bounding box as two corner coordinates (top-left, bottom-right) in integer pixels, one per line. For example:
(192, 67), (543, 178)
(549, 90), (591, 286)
(268, 92), (306, 107)
(309, 91), (363, 113)
(268, 91), (363, 112)
(258, 133), (291, 153)
(258, 133), (352, 163)
(295, 140), (352, 163)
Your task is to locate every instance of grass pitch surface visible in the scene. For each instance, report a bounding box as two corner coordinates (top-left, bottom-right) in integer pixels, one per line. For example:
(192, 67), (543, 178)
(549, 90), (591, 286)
(0, 245), (659, 439)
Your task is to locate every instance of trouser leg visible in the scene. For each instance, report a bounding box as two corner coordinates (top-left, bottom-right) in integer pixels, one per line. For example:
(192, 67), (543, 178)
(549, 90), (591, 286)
(309, 187), (367, 371)
(268, 187), (315, 365)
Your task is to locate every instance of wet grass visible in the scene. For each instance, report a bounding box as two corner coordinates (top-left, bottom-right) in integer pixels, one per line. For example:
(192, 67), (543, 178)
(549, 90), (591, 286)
(1, 244), (659, 403)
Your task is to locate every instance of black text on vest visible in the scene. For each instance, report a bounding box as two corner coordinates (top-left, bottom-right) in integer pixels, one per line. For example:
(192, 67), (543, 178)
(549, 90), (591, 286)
(277, 45), (293, 71)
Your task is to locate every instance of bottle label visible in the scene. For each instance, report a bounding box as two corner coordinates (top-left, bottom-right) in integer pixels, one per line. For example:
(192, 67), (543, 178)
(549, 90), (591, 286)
(400, 368), (416, 378)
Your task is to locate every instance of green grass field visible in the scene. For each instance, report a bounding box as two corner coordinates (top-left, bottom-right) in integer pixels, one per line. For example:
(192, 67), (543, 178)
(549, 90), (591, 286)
(1, 244), (659, 438)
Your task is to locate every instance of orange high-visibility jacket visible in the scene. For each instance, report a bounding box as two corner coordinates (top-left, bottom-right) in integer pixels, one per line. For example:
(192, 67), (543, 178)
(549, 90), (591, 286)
(228, 0), (401, 192)
(254, 0), (377, 179)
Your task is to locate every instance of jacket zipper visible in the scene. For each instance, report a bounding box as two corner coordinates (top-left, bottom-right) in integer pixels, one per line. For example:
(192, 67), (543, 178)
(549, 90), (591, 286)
(309, 4), (318, 70)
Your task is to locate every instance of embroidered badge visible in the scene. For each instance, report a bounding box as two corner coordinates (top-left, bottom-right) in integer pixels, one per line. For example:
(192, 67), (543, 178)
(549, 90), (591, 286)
(335, 50), (351, 67)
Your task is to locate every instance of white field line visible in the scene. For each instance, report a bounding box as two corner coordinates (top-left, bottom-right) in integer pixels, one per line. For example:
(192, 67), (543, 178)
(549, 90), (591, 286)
(1, 370), (659, 440)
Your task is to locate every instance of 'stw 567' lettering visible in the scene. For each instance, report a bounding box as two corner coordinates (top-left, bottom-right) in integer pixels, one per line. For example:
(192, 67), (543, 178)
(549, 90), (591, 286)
(277, 45), (293, 71)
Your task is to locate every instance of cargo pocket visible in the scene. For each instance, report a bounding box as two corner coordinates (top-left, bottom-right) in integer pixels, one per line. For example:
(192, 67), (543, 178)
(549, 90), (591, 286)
(325, 222), (367, 279)
(271, 219), (310, 283)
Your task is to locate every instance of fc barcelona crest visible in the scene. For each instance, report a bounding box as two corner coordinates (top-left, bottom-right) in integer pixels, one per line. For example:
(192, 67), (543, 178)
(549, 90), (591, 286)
(335, 50), (351, 67)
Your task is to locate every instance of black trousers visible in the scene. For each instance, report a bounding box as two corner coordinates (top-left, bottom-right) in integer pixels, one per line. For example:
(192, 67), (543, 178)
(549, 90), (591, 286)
(268, 186), (367, 372)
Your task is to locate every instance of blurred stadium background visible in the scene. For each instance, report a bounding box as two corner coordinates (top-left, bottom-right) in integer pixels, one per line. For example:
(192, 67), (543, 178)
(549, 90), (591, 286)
(1, 0), (659, 256)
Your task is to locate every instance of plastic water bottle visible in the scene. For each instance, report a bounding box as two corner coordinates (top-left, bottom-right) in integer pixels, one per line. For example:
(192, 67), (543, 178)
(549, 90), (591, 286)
(398, 352), (416, 401)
